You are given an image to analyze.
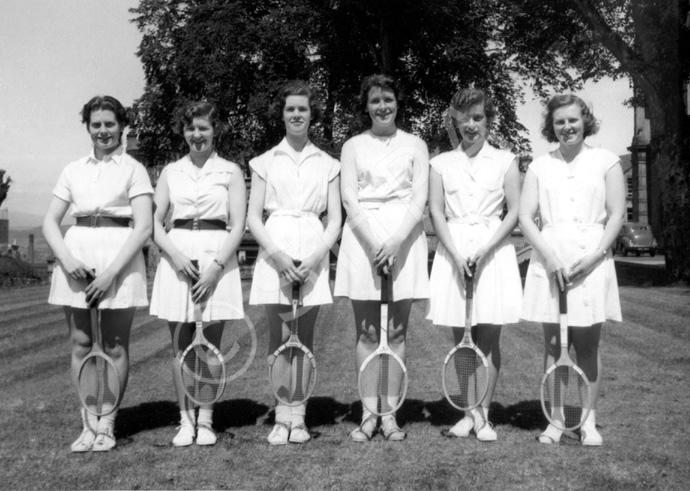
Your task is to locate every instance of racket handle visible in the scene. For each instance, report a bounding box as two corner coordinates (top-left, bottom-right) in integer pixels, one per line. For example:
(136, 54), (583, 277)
(380, 270), (389, 304)
(559, 286), (567, 315)
(292, 260), (302, 297)
(464, 263), (476, 299)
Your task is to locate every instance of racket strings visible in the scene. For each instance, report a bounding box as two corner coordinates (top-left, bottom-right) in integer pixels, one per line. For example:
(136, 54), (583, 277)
(270, 347), (315, 405)
(78, 355), (120, 416)
(443, 347), (489, 410)
(543, 365), (590, 430)
(360, 354), (406, 415)
(181, 344), (225, 405)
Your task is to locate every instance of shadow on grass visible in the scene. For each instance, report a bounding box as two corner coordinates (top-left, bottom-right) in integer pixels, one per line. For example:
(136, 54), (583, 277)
(215, 398), (270, 431)
(424, 398), (547, 431)
(116, 400), (179, 438)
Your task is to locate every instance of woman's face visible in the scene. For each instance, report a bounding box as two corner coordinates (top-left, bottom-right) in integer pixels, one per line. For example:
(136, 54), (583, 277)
(88, 109), (122, 157)
(552, 103), (585, 149)
(366, 87), (398, 130)
(454, 103), (489, 150)
(282, 95), (312, 138)
(184, 116), (215, 155)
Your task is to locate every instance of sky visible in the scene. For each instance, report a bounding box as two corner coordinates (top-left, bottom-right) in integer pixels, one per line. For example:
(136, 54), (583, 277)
(0, 0), (634, 229)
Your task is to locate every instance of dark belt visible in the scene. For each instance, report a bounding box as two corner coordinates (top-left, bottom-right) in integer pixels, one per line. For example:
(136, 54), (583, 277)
(75, 216), (131, 228)
(173, 218), (227, 231)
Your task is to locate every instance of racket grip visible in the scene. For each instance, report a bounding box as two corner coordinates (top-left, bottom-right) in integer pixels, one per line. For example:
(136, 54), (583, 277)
(559, 287), (567, 315)
(292, 260), (302, 297)
(380, 271), (389, 303)
(465, 263), (476, 298)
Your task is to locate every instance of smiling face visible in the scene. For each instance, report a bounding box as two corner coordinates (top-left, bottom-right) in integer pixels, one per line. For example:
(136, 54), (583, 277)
(454, 103), (489, 151)
(282, 95), (312, 139)
(183, 116), (215, 156)
(366, 87), (398, 133)
(88, 109), (122, 159)
(552, 103), (585, 149)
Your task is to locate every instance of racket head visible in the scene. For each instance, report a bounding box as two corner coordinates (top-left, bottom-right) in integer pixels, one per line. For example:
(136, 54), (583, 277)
(179, 341), (227, 406)
(268, 343), (317, 406)
(77, 352), (121, 417)
(539, 362), (592, 431)
(441, 344), (490, 410)
(357, 350), (408, 416)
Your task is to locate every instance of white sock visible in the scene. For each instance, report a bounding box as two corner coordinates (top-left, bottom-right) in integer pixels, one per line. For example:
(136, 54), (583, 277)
(81, 408), (98, 433)
(98, 410), (117, 433)
(291, 403), (306, 427)
(197, 408), (213, 427)
(275, 404), (290, 425)
(584, 409), (597, 426)
(361, 398), (377, 420)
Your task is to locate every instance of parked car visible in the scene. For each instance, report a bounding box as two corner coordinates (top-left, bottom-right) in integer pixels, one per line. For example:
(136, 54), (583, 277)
(615, 222), (657, 257)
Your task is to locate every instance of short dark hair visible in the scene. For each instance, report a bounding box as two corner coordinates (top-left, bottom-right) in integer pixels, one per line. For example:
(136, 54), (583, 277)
(174, 100), (226, 136)
(541, 94), (599, 143)
(450, 88), (497, 126)
(357, 74), (406, 127)
(269, 80), (323, 124)
(81, 95), (129, 127)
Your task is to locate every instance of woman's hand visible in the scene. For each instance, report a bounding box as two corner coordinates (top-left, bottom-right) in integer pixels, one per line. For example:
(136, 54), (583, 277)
(469, 245), (492, 273)
(374, 237), (402, 272)
(451, 252), (473, 288)
(84, 270), (116, 305)
(59, 253), (92, 281)
(295, 253), (321, 284)
(170, 252), (200, 283)
(191, 262), (223, 303)
(544, 252), (569, 291)
(568, 252), (602, 283)
(271, 250), (302, 283)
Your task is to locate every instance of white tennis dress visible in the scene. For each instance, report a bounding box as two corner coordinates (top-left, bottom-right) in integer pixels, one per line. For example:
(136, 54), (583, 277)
(334, 130), (430, 301)
(427, 144), (522, 327)
(248, 139), (340, 306)
(149, 154), (245, 322)
(48, 148), (153, 309)
(521, 146), (622, 327)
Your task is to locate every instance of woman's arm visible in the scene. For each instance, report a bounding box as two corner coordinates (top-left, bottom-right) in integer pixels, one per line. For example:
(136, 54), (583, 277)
(518, 169), (569, 290)
(374, 140), (430, 270)
(297, 176), (342, 280)
(43, 196), (92, 280)
(86, 193), (153, 302)
(151, 167), (198, 281)
(246, 171), (301, 283)
(428, 167), (471, 280)
(192, 166), (247, 302)
(340, 140), (382, 262)
(568, 162), (626, 282)
(470, 159), (521, 269)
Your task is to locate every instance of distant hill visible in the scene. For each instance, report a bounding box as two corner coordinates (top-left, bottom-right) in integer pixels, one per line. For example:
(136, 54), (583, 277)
(3, 210), (46, 229)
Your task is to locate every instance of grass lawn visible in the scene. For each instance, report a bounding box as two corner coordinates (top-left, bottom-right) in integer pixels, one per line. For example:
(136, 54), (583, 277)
(1, 281), (689, 490)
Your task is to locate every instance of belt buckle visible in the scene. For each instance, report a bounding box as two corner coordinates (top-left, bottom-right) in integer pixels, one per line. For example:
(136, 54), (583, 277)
(90, 216), (98, 228)
(192, 218), (199, 231)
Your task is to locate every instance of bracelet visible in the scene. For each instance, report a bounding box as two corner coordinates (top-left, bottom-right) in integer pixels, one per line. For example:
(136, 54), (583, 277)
(600, 248), (607, 258)
(213, 258), (225, 270)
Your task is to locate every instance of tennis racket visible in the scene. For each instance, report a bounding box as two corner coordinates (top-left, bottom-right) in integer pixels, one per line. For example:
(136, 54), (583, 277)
(358, 269), (408, 416)
(441, 263), (489, 410)
(267, 260), (317, 406)
(77, 272), (122, 417)
(179, 259), (227, 406)
(539, 286), (592, 432)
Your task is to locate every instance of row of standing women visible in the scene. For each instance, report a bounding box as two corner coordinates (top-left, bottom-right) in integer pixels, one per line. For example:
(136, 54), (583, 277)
(43, 75), (625, 453)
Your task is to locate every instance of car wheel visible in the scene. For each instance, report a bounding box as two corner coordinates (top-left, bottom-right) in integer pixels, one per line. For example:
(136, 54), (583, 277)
(636, 251), (641, 257)
(650, 249), (656, 257)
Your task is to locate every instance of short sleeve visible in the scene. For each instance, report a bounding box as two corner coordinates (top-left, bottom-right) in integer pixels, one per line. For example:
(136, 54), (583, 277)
(249, 154), (267, 180)
(414, 136), (430, 166)
(327, 157), (341, 182)
(429, 154), (444, 175)
(128, 161), (154, 199)
(53, 167), (72, 203)
(600, 149), (620, 172)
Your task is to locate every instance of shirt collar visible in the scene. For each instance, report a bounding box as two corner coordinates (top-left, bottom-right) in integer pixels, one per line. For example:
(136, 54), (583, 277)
(274, 138), (320, 164)
(87, 145), (125, 164)
(182, 152), (220, 175)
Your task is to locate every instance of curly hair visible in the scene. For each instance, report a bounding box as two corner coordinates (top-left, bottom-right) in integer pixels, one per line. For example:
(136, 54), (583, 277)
(174, 100), (226, 137)
(541, 94), (599, 143)
(357, 74), (406, 127)
(268, 80), (323, 125)
(450, 88), (497, 126)
(81, 95), (129, 128)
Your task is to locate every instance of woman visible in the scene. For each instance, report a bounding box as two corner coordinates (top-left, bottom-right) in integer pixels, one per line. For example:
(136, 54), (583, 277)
(428, 88), (522, 442)
(150, 101), (246, 447)
(519, 94), (625, 446)
(43, 95), (153, 452)
(247, 81), (341, 445)
(334, 74), (430, 442)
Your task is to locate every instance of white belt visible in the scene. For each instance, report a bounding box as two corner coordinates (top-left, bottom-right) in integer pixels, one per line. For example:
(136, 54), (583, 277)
(269, 210), (318, 219)
(447, 215), (499, 226)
